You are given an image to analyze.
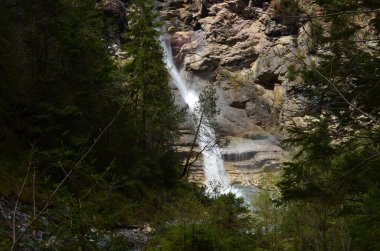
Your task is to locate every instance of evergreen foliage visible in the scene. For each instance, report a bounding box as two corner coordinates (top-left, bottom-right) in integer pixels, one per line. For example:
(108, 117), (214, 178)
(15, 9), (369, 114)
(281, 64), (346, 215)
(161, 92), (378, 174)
(182, 84), (227, 178)
(1, 0), (379, 249)
(278, 0), (380, 249)
(147, 191), (255, 251)
(0, 0), (183, 248)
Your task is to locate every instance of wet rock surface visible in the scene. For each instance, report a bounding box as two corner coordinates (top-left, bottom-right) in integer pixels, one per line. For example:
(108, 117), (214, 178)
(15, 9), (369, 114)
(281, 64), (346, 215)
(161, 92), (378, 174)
(222, 137), (286, 186)
(174, 127), (205, 184)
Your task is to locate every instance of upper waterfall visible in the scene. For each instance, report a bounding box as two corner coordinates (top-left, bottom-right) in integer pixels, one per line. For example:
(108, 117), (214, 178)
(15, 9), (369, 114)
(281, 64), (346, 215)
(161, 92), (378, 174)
(160, 30), (231, 194)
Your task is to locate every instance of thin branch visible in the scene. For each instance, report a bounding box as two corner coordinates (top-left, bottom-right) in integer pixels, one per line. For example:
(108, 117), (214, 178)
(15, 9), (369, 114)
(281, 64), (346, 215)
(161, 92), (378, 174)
(32, 165), (36, 238)
(181, 109), (205, 178)
(318, 152), (380, 183)
(282, 48), (380, 125)
(235, 0), (380, 19)
(185, 142), (217, 180)
(324, 38), (380, 43)
(248, 180), (278, 192)
(11, 105), (124, 250)
(12, 145), (35, 247)
(187, 145), (208, 167)
(58, 161), (68, 176)
(80, 167), (112, 201)
(187, 142), (218, 167)
(271, 8), (379, 19)
(309, 64), (379, 124)
(15, 16), (52, 40)
(283, 152), (380, 192)
(301, 23), (380, 44)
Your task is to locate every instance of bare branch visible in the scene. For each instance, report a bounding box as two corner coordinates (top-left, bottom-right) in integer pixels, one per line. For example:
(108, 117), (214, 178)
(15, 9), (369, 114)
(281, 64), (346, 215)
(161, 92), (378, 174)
(283, 49), (380, 125)
(248, 180), (278, 192)
(185, 142), (218, 179)
(10, 105), (124, 250)
(187, 145), (208, 167)
(12, 145), (35, 247)
(319, 152), (380, 183)
(309, 64), (379, 124)
(181, 109), (205, 178)
(235, 0), (380, 19)
(58, 161), (68, 176)
(32, 164), (36, 238)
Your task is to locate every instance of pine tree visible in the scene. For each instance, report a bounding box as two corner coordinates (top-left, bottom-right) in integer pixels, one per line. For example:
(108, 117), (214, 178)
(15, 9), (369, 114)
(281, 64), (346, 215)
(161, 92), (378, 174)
(121, 0), (183, 182)
(278, 0), (380, 248)
(0, 0), (116, 194)
(0, 0), (184, 248)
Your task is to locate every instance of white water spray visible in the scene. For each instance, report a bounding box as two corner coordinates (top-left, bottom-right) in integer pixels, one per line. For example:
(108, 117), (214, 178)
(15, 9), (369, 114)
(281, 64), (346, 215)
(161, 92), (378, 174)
(160, 31), (232, 194)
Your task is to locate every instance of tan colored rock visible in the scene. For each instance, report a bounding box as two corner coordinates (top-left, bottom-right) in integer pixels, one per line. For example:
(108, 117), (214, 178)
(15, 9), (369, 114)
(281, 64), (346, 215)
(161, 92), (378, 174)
(168, 26), (176, 33)
(208, 3), (229, 16)
(179, 8), (192, 22)
(170, 31), (193, 60)
(165, 0), (314, 186)
(274, 84), (284, 108)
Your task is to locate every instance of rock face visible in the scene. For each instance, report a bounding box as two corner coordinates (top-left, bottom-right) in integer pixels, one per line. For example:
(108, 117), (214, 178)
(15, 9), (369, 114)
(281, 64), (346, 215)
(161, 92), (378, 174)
(174, 126), (205, 184)
(163, 0), (314, 185)
(164, 0), (309, 134)
(223, 137), (286, 186)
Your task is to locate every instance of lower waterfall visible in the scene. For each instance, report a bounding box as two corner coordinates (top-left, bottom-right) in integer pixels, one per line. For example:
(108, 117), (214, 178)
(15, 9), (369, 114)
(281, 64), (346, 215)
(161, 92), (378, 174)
(160, 31), (233, 194)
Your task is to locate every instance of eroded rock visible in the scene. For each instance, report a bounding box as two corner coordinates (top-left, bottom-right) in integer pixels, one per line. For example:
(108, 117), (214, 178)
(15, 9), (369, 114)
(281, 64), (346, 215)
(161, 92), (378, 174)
(164, 0), (311, 185)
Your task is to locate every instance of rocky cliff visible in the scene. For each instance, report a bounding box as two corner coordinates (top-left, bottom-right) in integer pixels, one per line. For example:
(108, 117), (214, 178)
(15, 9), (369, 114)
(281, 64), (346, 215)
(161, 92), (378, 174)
(102, 0), (318, 186)
(161, 0), (312, 131)
(160, 0), (316, 186)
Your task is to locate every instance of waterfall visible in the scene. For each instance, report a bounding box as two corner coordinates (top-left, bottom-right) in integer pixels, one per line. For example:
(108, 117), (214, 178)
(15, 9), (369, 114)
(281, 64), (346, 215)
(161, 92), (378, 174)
(160, 31), (232, 194)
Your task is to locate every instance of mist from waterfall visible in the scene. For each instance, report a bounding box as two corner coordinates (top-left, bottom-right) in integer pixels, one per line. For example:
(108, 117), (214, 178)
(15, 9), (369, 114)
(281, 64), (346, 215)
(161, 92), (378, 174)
(160, 31), (231, 194)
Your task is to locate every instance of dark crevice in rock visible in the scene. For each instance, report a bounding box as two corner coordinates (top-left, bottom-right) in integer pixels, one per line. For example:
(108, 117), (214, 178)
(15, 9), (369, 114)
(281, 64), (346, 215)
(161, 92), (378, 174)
(193, 22), (203, 31)
(229, 99), (251, 109)
(255, 72), (281, 90)
(167, 0), (186, 8)
(251, 0), (270, 8)
(225, 1), (248, 15)
(266, 18), (300, 37)
(223, 151), (257, 162)
(200, 2), (209, 17)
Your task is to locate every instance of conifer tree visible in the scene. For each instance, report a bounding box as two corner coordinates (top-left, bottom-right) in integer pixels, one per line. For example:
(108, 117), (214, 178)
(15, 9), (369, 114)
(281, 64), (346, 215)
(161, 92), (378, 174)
(278, 0), (380, 248)
(0, 0), (183, 248)
(123, 0), (183, 157)
(0, 0), (115, 193)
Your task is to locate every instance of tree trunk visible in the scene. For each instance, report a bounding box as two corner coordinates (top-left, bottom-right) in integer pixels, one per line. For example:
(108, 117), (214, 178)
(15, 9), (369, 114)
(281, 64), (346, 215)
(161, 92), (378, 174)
(181, 109), (204, 178)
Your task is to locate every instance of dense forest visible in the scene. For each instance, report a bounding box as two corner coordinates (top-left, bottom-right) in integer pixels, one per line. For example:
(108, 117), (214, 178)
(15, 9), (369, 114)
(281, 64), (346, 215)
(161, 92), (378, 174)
(0, 0), (379, 250)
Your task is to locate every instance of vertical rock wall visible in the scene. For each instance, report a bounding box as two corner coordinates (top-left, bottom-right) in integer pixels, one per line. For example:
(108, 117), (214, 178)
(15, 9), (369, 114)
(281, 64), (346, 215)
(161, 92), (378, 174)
(160, 0), (316, 185)
(161, 0), (311, 139)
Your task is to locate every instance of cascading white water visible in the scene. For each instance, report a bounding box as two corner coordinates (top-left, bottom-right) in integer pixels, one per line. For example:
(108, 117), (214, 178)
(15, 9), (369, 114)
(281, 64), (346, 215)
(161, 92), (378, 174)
(160, 31), (231, 193)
